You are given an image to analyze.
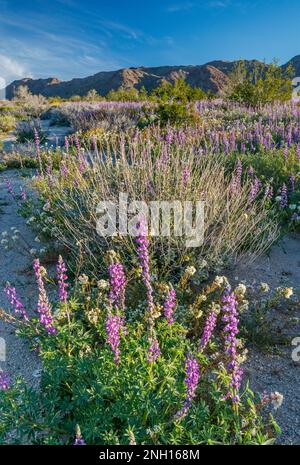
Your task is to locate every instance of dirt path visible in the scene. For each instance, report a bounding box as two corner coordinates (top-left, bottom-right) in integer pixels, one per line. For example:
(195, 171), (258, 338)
(0, 170), (41, 386)
(232, 234), (300, 444)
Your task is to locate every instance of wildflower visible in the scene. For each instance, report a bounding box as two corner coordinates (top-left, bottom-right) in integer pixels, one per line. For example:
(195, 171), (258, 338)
(148, 338), (161, 363)
(175, 355), (200, 419)
(236, 159), (242, 191)
(4, 284), (28, 320)
(221, 288), (243, 402)
(198, 305), (219, 350)
(20, 188), (27, 201)
(108, 262), (126, 312)
(34, 128), (43, 176)
(182, 166), (190, 189)
(33, 258), (56, 334)
(78, 274), (89, 285)
(129, 430), (137, 446)
(0, 371), (10, 390)
(57, 255), (68, 303)
(106, 313), (126, 364)
(74, 425), (86, 445)
(5, 178), (15, 199)
(135, 219), (154, 320)
(282, 287), (293, 299)
(163, 287), (176, 324)
(260, 282), (270, 293)
(270, 391), (284, 410)
(97, 279), (109, 290)
(185, 266), (196, 276)
(290, 174), (296, 192)
(280, 183), (288, 208)
(234, 283), (247, 299)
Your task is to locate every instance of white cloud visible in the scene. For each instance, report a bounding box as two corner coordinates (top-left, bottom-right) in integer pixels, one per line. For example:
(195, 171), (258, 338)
(0, 53), (30, 84)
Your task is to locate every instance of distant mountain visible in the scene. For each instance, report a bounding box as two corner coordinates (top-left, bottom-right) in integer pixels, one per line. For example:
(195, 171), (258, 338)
(5, 57), (300, 100)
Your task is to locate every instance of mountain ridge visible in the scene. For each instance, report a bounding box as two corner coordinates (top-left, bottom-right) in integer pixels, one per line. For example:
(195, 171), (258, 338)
(5, 56), (300, 99)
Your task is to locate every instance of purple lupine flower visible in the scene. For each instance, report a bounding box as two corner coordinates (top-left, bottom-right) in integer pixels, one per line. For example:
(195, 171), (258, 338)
(60, 163), (69, 177)
(33, 259), (56, 334)
(4, 178), (15, 199)
(280, 183), (288, 208)
(106, 313), (126, 364)
(289, 174), (296, 192)
(108, 262), (126, 312)
(147, 338), (161, 363)
(4, 284), (28, 320)
(283, 147), (288, 159)
(248, 164), (254, 177)
(57, 255), (68, 303)
(249, 176), (262, 202)
(175, 355), (200, 418)
(136, 219), (160, 361)
(265, 184), (273, 199)
(163, 287), (176, 324)
(64, 136), (69, 152)
(20, 188), (27, 201)
(74, 134), (81, 157)
(221, 289), (243, 402)
(198, 307), (218, 350)
(74, 425), (86, 445)
(296, 144), (300, 163)
(182, 167), (190, 189)
(135, 219), (154, 317)
(0, 371), (11, 390)
(34, 128), (43, 176)
(236, 159), (242, 191)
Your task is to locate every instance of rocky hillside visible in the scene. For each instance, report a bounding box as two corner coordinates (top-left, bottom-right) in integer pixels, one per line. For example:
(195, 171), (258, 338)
(5, 56), (300, 99)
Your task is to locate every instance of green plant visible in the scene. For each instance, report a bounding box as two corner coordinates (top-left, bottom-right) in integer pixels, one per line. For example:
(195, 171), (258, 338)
(0, 261), (279, 445)
(0, 114), (16, 133)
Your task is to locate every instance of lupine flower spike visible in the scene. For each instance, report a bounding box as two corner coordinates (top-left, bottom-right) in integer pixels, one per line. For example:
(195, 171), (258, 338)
(221, 288), (243, 403)
(175, 355), (200, 419)
(33, 259), (56, 334)
(4, 284), (28, 320)
(57, 255), (68, 303)
(74, 425), (86, 445)
(0, 371), (11, 390)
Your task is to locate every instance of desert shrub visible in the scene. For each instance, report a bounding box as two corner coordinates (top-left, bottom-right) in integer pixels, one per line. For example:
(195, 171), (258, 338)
(30, 129), (278, 278)
(57, 102), (146, 132)
(0, 254), (279, 445)
(223, 61), (293, 106)
(15, 120), (47, 144)
(0, 114), (16, 133)
(106, 86), (148, 102)
(155, 102), (197, 126)
(13, 85), (48, 117)
(151, 78), (206, 104)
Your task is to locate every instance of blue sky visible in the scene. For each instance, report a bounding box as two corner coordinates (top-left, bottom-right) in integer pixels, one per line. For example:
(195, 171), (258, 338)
(0, 0), (299, 84)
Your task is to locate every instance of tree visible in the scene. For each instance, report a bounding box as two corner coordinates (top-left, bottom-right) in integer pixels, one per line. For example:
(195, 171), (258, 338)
(223, 60), (294, 106)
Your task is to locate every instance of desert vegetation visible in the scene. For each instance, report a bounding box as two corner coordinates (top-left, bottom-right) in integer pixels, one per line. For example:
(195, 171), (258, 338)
(0, 62), (299, 445)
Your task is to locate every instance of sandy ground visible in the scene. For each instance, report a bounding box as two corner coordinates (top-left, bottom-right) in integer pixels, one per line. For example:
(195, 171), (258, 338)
(0, 170), (41, 386)
(231, 234), (300, 444)
(1, 120), (71, 154)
